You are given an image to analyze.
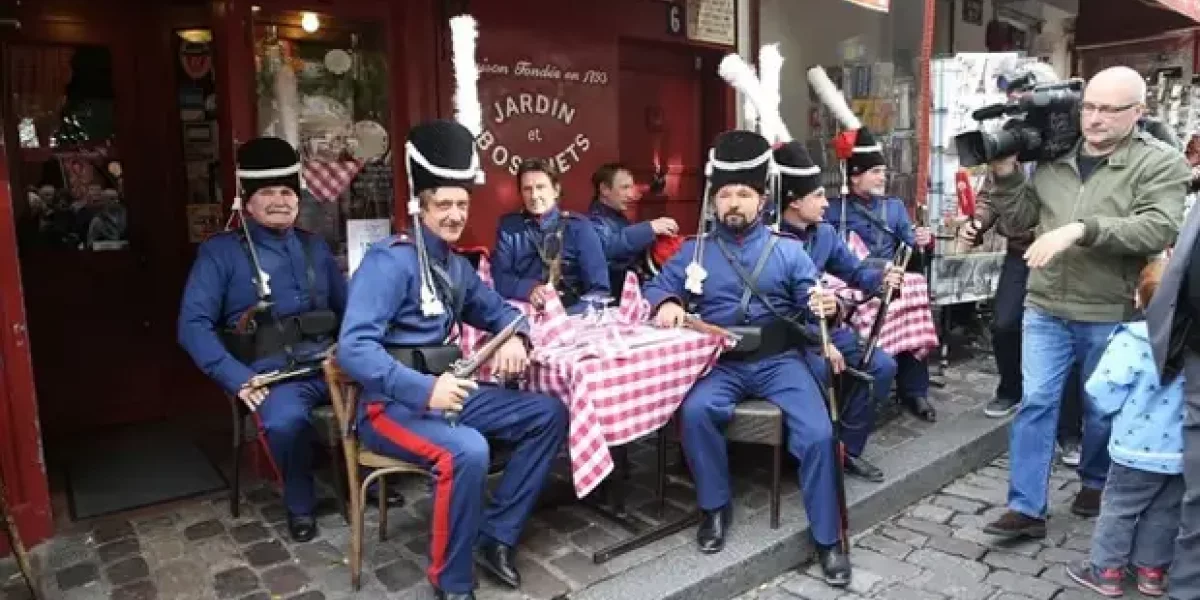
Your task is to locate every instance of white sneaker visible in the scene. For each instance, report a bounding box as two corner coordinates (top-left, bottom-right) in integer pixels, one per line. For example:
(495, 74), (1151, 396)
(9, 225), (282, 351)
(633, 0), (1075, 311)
(1059, 441), (1081, 467)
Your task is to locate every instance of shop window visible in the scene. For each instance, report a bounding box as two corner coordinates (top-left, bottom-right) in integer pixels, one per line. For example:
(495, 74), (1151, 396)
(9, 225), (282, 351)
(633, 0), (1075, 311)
(6, 44), (129, 252)
(174, 28), (224, 244)
(251, 10), (395, 271)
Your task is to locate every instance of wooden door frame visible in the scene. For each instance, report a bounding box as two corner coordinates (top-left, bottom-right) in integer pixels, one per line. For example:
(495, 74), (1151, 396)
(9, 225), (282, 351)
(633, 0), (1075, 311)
(0, 109), (53, 555)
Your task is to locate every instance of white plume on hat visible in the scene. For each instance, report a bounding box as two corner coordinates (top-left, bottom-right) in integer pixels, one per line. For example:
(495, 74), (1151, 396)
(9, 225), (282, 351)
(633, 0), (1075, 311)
(719, 53), (766, 136)
(449, 15), (484, 183)
(757, 44), (791, 144)
(806, 66), (861, 131)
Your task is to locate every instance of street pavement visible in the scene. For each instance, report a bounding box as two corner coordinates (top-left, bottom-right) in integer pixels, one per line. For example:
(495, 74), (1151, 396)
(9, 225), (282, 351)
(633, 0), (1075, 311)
(732, 453), (1161, 600)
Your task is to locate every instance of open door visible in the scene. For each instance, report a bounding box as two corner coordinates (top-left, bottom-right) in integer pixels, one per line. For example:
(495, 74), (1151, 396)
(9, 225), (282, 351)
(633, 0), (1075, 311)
(0, 107), (53, 555)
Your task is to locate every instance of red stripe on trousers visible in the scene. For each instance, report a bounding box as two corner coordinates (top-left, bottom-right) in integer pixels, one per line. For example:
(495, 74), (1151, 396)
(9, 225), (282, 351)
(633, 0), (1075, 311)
(366, 404), (456, 587)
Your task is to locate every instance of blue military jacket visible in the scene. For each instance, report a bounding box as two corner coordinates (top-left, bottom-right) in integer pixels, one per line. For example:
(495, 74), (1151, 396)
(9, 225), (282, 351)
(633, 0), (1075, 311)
(781, 221), (883, 294)
(826, 194), (916, 261)
(642, 221), (820, 327)
(337, 227), (529, 413)
(177, 222), (347, 394)
(492, 207), (610, 305)
(587, 199), (655, 272)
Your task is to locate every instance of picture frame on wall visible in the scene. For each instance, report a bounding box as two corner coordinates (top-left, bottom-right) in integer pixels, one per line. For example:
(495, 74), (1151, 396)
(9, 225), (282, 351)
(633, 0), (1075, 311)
(963, 0), (983, 25)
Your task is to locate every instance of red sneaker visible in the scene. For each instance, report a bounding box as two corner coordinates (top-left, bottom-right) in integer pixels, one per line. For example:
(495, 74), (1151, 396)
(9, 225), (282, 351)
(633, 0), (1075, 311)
(1135, 566), (1166, 597)
(1066, 562), (1123, 597)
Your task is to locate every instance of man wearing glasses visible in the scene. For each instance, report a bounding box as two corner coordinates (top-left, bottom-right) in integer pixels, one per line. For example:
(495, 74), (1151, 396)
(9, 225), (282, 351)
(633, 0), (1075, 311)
(982, 66), (1191, 539)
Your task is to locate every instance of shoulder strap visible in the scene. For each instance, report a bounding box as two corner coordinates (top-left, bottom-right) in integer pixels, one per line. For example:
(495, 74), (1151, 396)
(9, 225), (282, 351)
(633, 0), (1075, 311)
(296, 232), (319, 310)
(428, 260), (466, 341)
(847, 201), (904, 257)
(714, 236), (817, 345)
(735, 236), (780, 324)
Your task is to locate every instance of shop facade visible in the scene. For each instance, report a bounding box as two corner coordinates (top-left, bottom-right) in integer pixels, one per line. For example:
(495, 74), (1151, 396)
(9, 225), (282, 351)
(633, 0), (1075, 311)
(0, 0), (744, 553)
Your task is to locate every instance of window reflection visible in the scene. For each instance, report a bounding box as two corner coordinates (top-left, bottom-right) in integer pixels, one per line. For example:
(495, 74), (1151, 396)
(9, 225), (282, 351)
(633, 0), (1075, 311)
(252, 10), (395, 270)
(7, 45), (128, 251)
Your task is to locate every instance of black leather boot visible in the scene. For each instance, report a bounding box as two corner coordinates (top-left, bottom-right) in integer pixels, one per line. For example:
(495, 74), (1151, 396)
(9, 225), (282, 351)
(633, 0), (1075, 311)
(697, 505), (732, 554)
(286, 513), (317, 543)
(844, 455), (884, 483)
(433, 590), (476, 600)
(817, 543), (851, 587)
(476, 538), (521, 588)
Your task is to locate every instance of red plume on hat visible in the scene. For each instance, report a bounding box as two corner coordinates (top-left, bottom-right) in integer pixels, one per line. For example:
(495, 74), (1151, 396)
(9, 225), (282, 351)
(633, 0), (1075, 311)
(807, 67), (862, 157)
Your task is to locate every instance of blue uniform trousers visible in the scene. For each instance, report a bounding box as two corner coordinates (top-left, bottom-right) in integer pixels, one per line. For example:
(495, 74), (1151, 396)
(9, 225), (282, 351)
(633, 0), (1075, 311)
(357, 385), (567, 594)
(804, 327), (897, 458)
(896, 352), (929, 399)
(256, 377), (329, 517)
(680, 352), (841, 546)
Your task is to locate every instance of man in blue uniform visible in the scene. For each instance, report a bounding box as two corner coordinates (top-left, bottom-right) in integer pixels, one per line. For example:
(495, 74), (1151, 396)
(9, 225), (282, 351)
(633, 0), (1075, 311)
(587, 162), (679, 294)
(644, 130), (852, 586)
(775, 142), (902, 483)
(337, 120), (568, 600)
(492, 157), (609, 313)
(826, 128), (937, 422)
(178, 136), (362, 542)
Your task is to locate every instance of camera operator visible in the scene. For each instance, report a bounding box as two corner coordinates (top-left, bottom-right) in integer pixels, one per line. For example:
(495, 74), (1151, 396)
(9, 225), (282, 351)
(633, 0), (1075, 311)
(960, 62), (1085, 466)
(982, 66), (1190, 540)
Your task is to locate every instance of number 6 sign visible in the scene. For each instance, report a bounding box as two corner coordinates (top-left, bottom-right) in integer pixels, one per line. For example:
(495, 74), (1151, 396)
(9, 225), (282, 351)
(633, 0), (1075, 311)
(666, 3), (683, 36)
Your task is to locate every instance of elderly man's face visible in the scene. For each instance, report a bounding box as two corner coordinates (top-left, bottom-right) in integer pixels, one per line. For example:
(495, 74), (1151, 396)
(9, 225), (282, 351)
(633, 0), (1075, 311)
(1081, 73), (1145, 152)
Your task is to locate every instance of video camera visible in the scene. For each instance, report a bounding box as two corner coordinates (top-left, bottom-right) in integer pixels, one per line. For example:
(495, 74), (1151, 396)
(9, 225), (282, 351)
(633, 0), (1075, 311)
(954, 79), (1084, 167)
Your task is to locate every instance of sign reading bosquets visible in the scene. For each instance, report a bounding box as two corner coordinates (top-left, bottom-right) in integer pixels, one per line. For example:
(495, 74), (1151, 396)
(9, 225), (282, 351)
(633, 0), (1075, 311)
(474, 44), (614, 184)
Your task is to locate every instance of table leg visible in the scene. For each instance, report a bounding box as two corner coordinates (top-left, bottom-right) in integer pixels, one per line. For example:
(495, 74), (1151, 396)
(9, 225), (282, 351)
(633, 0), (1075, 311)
(579, 446), (642, 533)
(592, 510), (702, 564)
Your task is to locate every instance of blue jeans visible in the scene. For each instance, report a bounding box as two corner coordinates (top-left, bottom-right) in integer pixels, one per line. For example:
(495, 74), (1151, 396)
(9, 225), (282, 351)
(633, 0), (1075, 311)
(1008, 307), (1117, 518)
(1090, 463), (1183, 570)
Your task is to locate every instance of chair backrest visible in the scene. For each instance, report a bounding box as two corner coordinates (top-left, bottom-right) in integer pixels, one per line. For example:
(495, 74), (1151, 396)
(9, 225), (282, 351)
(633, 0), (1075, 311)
(322, 349), (359, 447)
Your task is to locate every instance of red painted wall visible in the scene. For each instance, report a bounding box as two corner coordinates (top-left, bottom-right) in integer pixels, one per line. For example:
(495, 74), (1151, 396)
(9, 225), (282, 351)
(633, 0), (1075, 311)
(432, 0), (735, 249)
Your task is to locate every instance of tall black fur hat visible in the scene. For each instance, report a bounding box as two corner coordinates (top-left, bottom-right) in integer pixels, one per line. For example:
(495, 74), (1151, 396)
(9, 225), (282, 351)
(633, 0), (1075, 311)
(236, 137), (301, 199)
(773, 141), (823, 200)
(407, 119), (481, 195)
(708, 130), (772, 194)
(845, 128), (886, 176)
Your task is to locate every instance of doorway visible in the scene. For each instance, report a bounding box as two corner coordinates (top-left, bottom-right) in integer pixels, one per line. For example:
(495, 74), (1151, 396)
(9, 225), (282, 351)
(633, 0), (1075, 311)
(617, 40), (727, 234)
(0, 6), (228, 525)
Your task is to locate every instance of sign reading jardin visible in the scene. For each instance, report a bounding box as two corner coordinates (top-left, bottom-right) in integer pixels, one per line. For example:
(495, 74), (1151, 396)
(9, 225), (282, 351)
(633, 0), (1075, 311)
(475, 55), (610, 176)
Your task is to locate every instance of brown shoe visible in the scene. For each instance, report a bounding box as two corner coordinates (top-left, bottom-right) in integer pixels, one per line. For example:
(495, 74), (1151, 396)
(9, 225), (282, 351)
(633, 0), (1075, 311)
(982, 510), (1046, 539)
(1071, 487), (1102, 518)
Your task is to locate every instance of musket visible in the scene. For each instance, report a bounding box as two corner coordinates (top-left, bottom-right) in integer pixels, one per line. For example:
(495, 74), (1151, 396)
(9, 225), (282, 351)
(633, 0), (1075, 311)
(859, 245), (912, 369)
(816, 286), (851, 555)
(444, 314), (529, 426)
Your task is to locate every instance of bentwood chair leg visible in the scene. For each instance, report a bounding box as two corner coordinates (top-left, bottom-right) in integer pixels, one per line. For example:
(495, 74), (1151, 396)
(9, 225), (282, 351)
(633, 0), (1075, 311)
(656, 429), (668, 516)
(378, 475), (389, 542)
(330, 444), (349, 523)
(771, 443), (782, 530)
(230, 404), (243, 519)
(351, 496), (363, 591)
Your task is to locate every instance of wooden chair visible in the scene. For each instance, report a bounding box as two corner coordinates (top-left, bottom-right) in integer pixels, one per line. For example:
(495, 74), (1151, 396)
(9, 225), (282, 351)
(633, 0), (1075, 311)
(322, 354), (431, 591)
(226, 395), (348, 520)
(656, 399), (784, 529)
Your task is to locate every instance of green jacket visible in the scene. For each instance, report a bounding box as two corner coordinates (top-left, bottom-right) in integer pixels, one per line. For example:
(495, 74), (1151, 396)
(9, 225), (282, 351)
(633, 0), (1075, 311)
(991, 129), (1189, 322)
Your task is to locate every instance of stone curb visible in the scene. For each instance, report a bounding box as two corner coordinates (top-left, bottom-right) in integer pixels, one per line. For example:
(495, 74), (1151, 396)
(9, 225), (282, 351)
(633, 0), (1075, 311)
(568, 408), (1012, 600)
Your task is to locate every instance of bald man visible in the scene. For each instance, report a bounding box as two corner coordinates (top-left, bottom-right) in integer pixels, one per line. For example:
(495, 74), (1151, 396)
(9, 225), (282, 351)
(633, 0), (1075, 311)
(982, 66), (1190, 543)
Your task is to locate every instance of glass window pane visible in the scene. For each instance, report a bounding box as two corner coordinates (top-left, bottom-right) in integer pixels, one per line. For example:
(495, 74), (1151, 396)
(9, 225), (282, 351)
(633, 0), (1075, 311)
(251, 10), (395, 271)
(6, 44), (129, 252)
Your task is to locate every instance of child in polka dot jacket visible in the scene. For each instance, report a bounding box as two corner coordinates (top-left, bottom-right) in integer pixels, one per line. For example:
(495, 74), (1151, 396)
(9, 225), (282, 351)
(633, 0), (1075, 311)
(1068, 258), (1185, 598)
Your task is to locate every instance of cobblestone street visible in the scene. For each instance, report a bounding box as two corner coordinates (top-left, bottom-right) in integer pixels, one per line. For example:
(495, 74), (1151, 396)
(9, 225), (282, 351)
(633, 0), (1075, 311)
(736, 455), (1153, 600)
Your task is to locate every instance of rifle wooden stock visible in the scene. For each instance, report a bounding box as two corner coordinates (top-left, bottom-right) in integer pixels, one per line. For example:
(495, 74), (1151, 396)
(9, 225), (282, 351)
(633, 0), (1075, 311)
(444, 314), (529, 426)
(816, 297), (851, 555)
(861, 245), (913, 367)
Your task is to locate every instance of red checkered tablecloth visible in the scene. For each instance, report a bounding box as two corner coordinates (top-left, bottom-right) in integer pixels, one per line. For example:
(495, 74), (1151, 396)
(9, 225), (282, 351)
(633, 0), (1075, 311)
(458, 266), (729, 497)
(822, 232), (940, 359)
(303, 159), (363, 202)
